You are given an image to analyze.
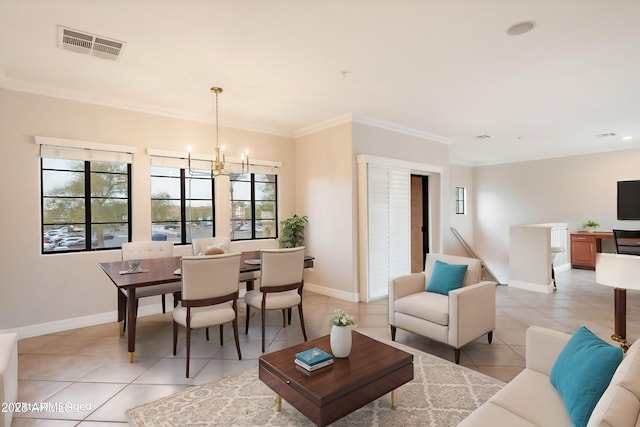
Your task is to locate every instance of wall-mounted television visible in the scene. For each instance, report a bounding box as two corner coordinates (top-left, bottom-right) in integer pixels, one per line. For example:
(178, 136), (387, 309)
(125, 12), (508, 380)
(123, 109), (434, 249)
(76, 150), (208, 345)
(617, 180), (640, 220)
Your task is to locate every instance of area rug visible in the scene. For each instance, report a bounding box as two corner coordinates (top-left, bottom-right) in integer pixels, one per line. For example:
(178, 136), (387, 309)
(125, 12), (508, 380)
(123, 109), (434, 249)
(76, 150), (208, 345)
(126, 339), (504, 426)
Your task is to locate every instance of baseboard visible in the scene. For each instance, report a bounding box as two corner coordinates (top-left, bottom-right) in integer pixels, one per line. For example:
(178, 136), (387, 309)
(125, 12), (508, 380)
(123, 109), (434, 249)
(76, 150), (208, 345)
(6, 284), (359, 339)
(2, 303), (165, 339)
(303, 282), (359, 302)
(509, 280), (554, 294)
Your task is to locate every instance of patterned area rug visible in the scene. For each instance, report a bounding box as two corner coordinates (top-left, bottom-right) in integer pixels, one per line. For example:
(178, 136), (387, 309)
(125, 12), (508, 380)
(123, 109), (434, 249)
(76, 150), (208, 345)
(126, 338), (504, 426)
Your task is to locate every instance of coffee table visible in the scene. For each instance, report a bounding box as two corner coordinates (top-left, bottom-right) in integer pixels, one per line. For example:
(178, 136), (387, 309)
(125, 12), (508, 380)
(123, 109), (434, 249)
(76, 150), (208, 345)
(259, 331), (413, 426)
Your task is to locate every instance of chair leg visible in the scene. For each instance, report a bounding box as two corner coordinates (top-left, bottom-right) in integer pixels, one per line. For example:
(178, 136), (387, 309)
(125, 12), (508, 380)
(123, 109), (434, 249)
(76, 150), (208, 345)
(488, 330), (493, 344)
(281, 309), (286, 328)
(219, 324), (224, 346)
(161, 294), (166, 313)
(173, 291), (181, 308)
(261, 307), (266, 353)
(172, 321), (178, 356)
(206, 328), (209, 341)
(298, 303), (308, 342)
(186, 325), (191, 378)
(390, 325), (397, 341)
(454, 348), (461, 364)
(245, 306), (251, 335)
(288, 308), (292, 325)
(233, 319), (242, 360)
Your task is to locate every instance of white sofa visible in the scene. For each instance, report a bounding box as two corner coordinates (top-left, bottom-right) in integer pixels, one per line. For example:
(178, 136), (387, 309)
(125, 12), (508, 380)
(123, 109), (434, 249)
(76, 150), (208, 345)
(0, 333), (18, 427)
(459, 326), (640, 427)
(389, 253), (496, 364)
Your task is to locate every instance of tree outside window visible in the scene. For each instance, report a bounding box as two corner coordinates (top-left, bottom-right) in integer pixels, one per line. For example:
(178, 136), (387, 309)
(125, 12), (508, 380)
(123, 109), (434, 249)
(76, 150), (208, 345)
(229, 173), (277, 240)
(41, 158), (130, 253)
(150, 166), (215, 244)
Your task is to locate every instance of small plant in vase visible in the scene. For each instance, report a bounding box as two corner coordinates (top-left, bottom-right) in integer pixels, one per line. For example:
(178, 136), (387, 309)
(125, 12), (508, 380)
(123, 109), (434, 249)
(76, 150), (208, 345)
(329, 308), (356, 358)
(582, 220), (599, 233)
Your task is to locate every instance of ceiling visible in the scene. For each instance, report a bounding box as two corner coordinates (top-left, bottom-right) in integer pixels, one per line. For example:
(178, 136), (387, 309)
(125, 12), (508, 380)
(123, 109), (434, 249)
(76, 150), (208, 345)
(1, 0), (639, 166)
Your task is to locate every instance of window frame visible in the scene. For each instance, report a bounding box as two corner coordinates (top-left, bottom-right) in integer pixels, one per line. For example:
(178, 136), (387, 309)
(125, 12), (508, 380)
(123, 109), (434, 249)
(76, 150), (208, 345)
(40, 158), (132, 254)
(150, 166), (216, 245)
(455, 186), (467, 215)
(229, 172), (278, 241)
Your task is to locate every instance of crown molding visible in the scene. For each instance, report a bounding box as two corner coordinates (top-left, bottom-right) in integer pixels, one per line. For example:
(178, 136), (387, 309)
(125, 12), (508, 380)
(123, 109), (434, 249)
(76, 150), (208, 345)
(0, 79), (293, 138)
(293, 113), (354, 138)
(294, 112), (452, 145)
(350, 114), (453, 145)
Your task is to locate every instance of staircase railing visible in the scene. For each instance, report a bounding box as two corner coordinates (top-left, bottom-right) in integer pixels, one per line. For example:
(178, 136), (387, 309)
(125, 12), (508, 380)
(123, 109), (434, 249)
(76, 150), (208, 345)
(450, 227), (502, 285)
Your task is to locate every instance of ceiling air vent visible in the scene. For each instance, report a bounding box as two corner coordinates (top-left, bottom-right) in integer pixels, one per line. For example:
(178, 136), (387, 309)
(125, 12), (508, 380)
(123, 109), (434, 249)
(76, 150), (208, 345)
(596, 132), (616, 138)
(57, 26), (125, 61)
(474, 135), (491, 139)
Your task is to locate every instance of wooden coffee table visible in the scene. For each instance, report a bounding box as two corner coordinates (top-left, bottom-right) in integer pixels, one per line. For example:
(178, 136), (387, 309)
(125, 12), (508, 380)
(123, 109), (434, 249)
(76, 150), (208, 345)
(259, 331), (414, 426)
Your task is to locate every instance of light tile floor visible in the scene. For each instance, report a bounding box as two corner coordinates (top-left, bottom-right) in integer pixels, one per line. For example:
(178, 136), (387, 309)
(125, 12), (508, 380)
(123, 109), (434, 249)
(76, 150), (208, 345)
(13, 268), (640, 425)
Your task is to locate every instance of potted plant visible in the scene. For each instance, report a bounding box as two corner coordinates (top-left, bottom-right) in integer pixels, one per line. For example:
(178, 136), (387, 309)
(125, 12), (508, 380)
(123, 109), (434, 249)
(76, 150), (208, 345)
(329, 308), (356, 358)
(280, 214), (308, 248)
(582, 220), (600, 233)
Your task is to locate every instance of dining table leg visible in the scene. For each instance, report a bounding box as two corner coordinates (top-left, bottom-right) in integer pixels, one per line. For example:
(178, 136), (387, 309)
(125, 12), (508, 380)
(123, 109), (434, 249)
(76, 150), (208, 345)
(127, 287), (137, 363)
(117, 289), (126, 336)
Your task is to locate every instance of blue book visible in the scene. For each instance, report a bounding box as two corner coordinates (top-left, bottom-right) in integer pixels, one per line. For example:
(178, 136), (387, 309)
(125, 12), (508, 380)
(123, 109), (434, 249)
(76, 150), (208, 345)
(295, 347), (332, 366)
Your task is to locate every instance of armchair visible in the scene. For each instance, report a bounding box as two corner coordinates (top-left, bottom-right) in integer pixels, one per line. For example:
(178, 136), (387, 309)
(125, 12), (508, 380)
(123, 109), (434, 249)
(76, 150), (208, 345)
(389, 253), (496, 364)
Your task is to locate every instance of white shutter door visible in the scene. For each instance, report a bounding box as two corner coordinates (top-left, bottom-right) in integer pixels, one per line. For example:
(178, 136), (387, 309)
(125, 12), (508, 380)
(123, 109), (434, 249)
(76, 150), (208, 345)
(367, 165), (390, 300)
(389, 167), (411, 280)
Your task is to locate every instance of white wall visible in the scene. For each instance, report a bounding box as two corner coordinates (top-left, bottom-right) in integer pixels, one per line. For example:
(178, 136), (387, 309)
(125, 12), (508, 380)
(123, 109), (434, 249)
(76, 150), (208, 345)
(295, 123), (356, 298)
(0, 89), (296, 334)
(473, 148), (640, 284)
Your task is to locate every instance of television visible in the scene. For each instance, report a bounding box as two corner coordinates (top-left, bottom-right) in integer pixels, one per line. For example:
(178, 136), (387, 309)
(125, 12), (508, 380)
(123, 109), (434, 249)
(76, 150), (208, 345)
(617, 180), (640, 220)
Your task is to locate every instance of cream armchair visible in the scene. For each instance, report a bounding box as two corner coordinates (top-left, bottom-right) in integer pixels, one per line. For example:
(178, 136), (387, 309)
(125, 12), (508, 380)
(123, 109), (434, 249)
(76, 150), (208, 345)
(389, 253), (496, 364)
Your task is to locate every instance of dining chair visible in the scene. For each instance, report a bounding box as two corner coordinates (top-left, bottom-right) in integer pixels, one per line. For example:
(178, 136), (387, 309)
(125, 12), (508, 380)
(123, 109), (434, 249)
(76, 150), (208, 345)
(613, 229), (640, 256)
(244, 247), (308, 352)
(191, 237), (231, 256)
(172, 253), (242, 377)
(119, 241), (181, 333)
(192, 236), (259, 292)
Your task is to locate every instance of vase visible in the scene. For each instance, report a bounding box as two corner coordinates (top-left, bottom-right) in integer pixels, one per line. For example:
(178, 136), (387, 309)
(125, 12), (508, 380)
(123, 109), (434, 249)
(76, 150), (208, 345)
(330, 325), (352, 358)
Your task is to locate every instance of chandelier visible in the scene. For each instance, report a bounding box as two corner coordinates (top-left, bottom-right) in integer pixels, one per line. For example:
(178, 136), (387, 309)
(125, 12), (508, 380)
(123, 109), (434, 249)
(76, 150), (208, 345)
(188, 86), (249, 177)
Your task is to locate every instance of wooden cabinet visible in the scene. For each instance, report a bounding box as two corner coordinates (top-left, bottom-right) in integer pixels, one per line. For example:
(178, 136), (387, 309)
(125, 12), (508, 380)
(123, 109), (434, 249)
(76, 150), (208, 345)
(570, 232), (614, 270)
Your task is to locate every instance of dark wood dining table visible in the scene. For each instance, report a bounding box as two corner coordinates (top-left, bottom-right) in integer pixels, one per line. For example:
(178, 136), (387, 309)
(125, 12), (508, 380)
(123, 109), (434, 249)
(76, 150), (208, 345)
(99, 251), (314, 362)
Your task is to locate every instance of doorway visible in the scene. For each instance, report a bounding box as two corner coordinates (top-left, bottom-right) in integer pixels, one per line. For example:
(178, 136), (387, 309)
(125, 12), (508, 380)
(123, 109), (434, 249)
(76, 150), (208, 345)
(411, 175), (429, 272)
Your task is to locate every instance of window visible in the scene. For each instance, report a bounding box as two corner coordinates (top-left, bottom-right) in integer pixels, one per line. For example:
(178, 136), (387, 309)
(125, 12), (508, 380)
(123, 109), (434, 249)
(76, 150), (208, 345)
(41, 158), (131, 253)
(150, 166), (215, 244)
(455, 186), (466, 215)
(230, 173), (277, 240)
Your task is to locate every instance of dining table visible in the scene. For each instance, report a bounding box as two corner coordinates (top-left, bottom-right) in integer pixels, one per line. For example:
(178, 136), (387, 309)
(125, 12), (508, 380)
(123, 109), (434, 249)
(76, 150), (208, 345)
(99, 250), (314, 362)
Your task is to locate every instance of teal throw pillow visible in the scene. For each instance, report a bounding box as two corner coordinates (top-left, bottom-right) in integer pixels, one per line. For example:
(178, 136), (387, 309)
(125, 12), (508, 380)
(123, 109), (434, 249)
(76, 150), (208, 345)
(426, 260), (468, 295)
(550, 326), (622, 427)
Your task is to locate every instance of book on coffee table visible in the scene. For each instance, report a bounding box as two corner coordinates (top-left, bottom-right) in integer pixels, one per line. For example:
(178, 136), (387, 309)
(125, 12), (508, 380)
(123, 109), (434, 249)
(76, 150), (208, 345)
(294, 357), (334, 371)
(295, 347), (333, 371)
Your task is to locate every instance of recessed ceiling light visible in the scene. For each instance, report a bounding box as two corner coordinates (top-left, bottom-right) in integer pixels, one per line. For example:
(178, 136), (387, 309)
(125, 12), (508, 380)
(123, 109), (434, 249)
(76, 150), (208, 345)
(623, 136), (633, 141)
(506, 21), (536, 36)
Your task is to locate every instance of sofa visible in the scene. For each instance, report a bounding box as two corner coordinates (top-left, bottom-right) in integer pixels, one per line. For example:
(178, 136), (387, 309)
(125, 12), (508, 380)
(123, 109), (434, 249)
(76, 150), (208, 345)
(0, 333), (18, 427)
(459, 326), (640, 427)
(389, 253), (496, 364)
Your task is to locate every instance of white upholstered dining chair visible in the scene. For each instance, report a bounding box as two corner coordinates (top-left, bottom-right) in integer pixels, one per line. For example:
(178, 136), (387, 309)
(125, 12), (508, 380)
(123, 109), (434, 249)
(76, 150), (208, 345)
(192, 236), (259, 288)
(244, 247), (308, 352)
(172, 253), (242, 377)
(191, 237), (231, 255)
(119, 241), (181, 332)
